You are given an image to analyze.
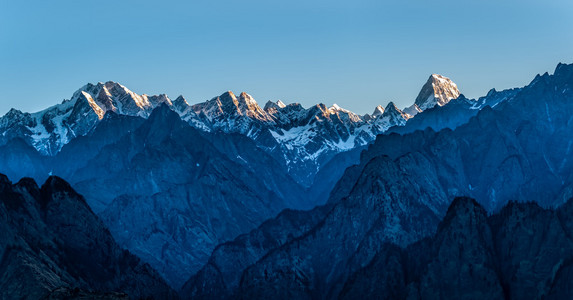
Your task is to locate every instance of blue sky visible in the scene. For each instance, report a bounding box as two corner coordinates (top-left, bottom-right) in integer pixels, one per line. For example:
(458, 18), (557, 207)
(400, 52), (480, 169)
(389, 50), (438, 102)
(1, 0), (572, 115)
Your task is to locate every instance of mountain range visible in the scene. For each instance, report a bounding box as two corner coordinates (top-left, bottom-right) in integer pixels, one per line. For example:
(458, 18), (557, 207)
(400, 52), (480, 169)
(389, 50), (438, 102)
(1, 63), (571, 297)
(183, 63), (573, 298)
(0, 73), (463, 186)
(0, 72), (468, 289)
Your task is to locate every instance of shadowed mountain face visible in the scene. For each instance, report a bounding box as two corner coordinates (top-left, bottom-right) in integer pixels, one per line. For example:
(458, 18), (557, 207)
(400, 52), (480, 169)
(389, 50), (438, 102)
(0, 174), (176, 299)
(340, 197), (573, 300)
(182, 63), (573, 298)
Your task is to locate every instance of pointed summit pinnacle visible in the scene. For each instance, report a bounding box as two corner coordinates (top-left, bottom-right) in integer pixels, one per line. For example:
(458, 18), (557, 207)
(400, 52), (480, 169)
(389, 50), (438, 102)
(414, 74), (460, 111)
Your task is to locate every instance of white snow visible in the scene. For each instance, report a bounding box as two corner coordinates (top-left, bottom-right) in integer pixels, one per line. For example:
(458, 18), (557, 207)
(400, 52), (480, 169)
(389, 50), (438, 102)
(330, 135), (356, 151)
(270, 125), (317, 150)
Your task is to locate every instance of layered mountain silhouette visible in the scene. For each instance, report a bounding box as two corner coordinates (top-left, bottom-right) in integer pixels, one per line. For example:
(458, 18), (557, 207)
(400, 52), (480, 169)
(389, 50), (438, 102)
(1, 63), (571, 298)
(182, 63), (573, 298)
(0, 71), (488, 288)
(339, 197), (573, 299)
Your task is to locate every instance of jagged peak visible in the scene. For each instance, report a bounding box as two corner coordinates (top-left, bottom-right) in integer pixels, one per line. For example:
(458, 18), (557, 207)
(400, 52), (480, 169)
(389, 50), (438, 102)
(173, 95), (189, 106)
(553, 62), (573, 83)
(555, 62), (573, 75)
(237, 92), (260, 107)
(172, 95), (190, 114)
(15, 177), (40, 195)
(220, 91), (237, 100)
(414, 73), (461, 111)
(41, 175), (78, 199)
(384, 101), (400, 113)
(102, 80), (132, 94)
(362, 105), (384, 121)
(39, 175), (90, 209)
(372, 105), (384, 117)
(174, 95), (186, 102)
(149, 102), (178, 120)
(264, 100), (287, 112)
(329, 103), (353, 114)
(531, 72), (551, 86)
(214, 91), (239, 109)
(239, 92), (254, 101)
(313, 103), (331, 116)
(430, 73), (450, 81)
(0, 173), (11, 186)
(380, 101), (410, 122)
(446, 197), (484, 215)
(439, 197), (487, 231)
(2, 108), (26, 119)
(331, 103), (343, 111)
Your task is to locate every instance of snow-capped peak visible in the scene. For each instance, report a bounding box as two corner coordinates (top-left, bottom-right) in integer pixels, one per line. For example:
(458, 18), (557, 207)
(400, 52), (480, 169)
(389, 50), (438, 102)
(264, 100), (287, 112)
(414, 74), (461, 111)
(331, 103), (343, 111)
(372, 105), (384, 118)
(329, 103), (353, 114)
(0, 81), (181, 155)
(383, 101), (404, 116)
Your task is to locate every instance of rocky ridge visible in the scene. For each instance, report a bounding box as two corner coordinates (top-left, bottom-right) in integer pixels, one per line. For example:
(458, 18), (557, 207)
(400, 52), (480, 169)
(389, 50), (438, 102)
(0, 174), (176, 299)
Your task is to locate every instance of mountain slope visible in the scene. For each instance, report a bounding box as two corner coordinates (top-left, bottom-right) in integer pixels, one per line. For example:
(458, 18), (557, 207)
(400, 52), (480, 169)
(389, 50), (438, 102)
(0, 174), (176, 299)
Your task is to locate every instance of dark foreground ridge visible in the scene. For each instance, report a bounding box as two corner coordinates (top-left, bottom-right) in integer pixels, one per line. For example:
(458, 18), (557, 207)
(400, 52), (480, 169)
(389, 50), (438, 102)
(339, 197), (573, 299)
(0, 174), (176, 299)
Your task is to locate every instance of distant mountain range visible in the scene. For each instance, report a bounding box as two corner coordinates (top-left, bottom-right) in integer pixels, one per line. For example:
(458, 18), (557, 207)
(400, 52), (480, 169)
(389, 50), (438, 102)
(1, 63), (570, 298)
(0, 72), (462, 186)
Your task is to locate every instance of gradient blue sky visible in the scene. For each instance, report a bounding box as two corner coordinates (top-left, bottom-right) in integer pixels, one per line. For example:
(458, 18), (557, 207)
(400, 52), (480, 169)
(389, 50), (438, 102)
(1, 0), (572, 116)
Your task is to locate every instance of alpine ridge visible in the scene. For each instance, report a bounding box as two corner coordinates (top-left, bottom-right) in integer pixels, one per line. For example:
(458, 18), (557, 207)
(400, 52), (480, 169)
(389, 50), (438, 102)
(181, 62), (573, 299)
(0, 74), (463, 186)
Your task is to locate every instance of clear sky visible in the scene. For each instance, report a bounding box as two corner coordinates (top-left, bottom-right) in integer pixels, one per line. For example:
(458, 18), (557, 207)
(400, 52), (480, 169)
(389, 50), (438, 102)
(1, 0), (572, 116)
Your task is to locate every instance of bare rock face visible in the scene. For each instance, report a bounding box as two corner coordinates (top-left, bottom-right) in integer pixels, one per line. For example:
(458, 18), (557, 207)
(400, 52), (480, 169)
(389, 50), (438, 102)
(414, 74), (461, 111)
(0, 175), (176, 299)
